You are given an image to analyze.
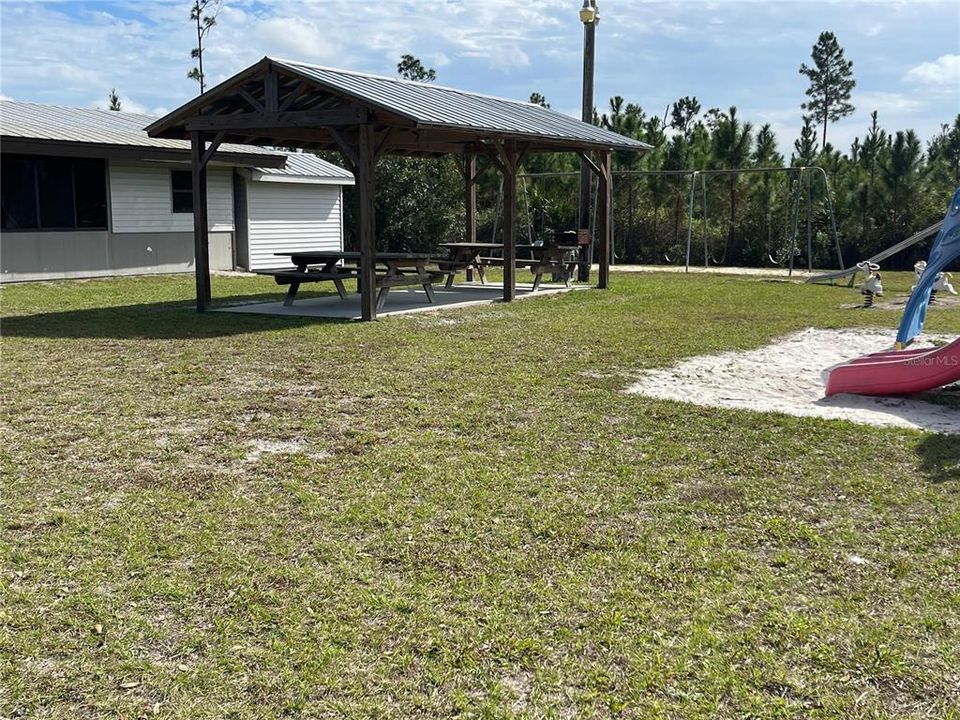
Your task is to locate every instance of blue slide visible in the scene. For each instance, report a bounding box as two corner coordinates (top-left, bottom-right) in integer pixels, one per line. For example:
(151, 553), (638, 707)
(895, 187), (960, 348)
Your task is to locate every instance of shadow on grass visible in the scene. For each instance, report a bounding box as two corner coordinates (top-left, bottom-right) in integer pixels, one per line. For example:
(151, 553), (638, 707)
(915, 433), (960, 483)
(1, 292), (350, 340)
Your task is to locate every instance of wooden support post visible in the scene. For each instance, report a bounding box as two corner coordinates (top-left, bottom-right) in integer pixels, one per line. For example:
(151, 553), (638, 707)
(501, 144), (518, 302)
(597, 150), (612, 289)
(190, 130), (211, 312)
(356, 125), (377, 321)
(464, 153), (477, 281)
(264, 69), (279, 113)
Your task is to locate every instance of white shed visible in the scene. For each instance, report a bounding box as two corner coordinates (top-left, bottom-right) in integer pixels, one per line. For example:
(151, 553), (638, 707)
(238, 153), (354, 271)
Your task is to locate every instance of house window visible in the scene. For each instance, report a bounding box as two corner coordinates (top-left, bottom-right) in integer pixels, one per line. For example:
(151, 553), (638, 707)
(74, 159), (111, 227)
(0, 154), (107, 231)
(171, 170), (193, 213)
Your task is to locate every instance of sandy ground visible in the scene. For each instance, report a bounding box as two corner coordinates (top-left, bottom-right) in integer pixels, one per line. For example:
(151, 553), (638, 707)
(611, 264), (819, 278)
(625, 327), (960, 434)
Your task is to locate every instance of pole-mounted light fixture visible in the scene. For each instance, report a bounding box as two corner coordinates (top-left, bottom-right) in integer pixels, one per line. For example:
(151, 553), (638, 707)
(576, 0), (598, 281)
(579, 0), (598, 25)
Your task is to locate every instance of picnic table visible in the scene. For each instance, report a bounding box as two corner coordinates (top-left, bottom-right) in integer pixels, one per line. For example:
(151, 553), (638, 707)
(437, 242), (504, 287)
(515, 244), (580, 290)
(437, 241), (579, 290)
(265, 251), (450, 308)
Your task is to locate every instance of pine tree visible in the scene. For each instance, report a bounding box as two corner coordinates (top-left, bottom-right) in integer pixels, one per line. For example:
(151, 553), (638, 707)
(793, 116), (818, 165)
(601, 97), (646, 257)
(669, 96), (701, 136)
(188, 0), (221, 94)
(528, 92), (550, 108)
(799, 31), (855, 148)
(397, 55), (436, 82)
(883, 130), (922, 208)
(752, 124), (783, 256)
(601, 96), (644, 169)
(709, 107), (754, 261)
(108, 88), (122, 111)
(753, 124), (782, 168)
(927, 115), (960, 186)
(857, 110), (887, 237)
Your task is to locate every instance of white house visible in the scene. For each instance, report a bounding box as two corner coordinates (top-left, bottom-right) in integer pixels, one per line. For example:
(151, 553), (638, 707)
(0, 100), (354, 282)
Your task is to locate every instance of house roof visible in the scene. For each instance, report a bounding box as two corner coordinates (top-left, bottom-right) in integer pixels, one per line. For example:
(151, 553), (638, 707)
(0, 100), (353, 180)
(0, 100), (284, 161)
(145, 57), (652, 156)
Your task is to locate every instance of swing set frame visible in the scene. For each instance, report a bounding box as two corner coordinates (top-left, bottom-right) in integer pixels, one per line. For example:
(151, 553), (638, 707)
(519, 166), (844, 274)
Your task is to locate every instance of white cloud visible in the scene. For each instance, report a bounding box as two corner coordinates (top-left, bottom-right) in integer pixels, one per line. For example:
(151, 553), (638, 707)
(464, 44), (531, 71)
(903, 54), (960, 88)
(428, 52), (452, 68)
(855, 90), (925, 115)
(0, 0), (563, 110)
(254, 17), (344, 64)
(0, 0), (956, 157)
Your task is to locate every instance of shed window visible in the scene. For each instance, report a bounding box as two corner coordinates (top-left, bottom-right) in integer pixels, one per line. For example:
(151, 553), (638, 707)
(0, 154), (107, 231)
(171, 170), (193, 213)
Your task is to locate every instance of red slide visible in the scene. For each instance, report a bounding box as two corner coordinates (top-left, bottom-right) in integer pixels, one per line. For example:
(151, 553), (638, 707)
(824, 337), (960, 396)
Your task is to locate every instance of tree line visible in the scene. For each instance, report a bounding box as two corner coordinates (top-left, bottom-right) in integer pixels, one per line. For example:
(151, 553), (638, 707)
(341, 36), (958, 270)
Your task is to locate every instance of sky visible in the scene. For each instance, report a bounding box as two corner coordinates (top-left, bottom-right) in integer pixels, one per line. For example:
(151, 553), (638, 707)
(0, 0), (957, 156)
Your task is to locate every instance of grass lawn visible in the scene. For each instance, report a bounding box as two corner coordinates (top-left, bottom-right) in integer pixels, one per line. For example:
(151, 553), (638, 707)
(2, 269), (959, 719)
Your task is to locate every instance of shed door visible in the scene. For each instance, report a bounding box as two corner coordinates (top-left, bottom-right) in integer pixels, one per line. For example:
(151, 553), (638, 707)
(246, 182), (342, 270)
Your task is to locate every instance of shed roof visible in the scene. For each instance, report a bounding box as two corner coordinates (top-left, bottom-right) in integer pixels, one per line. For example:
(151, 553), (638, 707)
(250, 151), (355, 185)
(145, 57), (652, 156)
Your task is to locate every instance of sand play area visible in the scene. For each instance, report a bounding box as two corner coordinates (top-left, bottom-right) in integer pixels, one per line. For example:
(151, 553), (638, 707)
(626, 328), (960, 434)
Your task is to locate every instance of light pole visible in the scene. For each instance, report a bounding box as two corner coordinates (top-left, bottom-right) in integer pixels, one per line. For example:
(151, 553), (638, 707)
(577, 0), (598, 281)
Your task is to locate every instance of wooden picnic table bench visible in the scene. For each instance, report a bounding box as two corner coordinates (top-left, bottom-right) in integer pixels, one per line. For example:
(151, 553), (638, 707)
(515, 244), (580, 290)
(437, 240), (579, 291)
(258, 267), (357, 302)
(264, 251), (453, 308)
(437, 241), (579, 290)
(437, 242), (504, 287)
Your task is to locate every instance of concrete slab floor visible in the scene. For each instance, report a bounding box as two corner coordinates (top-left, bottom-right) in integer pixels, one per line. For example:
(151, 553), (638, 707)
(214, 283), (582, 320)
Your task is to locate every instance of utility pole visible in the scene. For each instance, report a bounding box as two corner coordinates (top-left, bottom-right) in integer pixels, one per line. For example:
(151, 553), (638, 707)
(577, 0), (598, 281)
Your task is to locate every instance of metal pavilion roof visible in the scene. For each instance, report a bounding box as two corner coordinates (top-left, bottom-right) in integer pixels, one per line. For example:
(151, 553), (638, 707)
(272, 59), (652, 152)
(146, 57), (652, 155)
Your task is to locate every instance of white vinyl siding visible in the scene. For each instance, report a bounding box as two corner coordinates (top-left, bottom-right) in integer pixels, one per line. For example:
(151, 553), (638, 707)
(109, 161), (234, 234)
(246, 182), (342, 270)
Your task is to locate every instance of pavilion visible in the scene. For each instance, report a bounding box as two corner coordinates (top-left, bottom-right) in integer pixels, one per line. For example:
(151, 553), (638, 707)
(146, 57), (651, 320)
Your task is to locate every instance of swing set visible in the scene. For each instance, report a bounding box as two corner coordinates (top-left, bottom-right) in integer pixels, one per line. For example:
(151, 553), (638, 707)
(515, 166), (843, 274)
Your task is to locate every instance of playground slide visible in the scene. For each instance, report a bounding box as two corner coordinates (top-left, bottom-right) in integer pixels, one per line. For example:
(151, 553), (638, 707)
(824, 337), (960, 396)
(823, 187), (960, 397)
(895, 192), (960, 347)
